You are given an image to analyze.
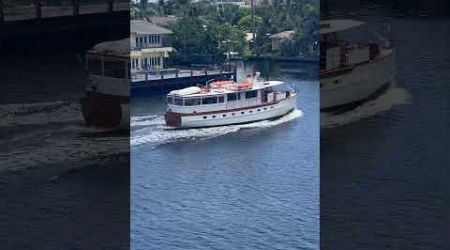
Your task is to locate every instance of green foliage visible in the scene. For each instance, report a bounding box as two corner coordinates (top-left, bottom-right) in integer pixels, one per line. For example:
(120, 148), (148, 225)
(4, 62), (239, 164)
(133, 0), (319, 61)
(238, 15), (263, 33)
(166, 17), (247, 64)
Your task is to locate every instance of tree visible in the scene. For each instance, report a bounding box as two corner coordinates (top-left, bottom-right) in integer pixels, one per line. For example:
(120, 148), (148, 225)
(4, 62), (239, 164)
(167, 17), (223, 64)
(238, 14), (262, 33)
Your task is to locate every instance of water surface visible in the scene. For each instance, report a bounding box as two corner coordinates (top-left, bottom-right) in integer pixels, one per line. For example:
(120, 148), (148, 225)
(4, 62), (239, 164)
(131, 62), (320, 250)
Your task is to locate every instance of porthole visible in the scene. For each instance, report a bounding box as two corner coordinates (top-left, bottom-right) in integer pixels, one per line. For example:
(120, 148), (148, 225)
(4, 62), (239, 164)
(249, 110), (253, 113)
(264, 108), (267, 110)
(212, 115), (216, 118)
(203, 116), (207, 119)
(223, 114), (226, 117)
(232, 113), (235, 116)
(241, 111), (245, 114)
(257, 109), (261, 112)
(271, 106), (274, 109)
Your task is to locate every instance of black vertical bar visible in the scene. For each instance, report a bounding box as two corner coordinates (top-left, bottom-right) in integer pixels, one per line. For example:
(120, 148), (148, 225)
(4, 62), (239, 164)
(73, 0), (79, 16)
(0, 0), (4, 24)
(35, 0), (42, 19)
(108, 0), (113, 13)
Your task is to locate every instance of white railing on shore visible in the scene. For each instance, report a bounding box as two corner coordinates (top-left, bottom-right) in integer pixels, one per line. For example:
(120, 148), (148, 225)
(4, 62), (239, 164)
(131, 68), (235, 82)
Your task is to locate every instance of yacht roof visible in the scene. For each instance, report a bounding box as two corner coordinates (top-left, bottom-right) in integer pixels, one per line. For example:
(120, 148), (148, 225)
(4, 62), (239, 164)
(87, 38), (129, 58)
(320, 19), (365, 35)
(169, 81), (285, 97)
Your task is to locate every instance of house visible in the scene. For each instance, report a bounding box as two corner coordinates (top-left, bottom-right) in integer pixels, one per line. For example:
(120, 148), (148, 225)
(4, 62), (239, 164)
(269, 30), (295, 51)
(130, 20), (173, 73)
(147, 16), (181, 27)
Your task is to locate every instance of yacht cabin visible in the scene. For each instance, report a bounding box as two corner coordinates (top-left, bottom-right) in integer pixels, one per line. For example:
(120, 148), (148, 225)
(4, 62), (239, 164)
(166, 80), (290, 115)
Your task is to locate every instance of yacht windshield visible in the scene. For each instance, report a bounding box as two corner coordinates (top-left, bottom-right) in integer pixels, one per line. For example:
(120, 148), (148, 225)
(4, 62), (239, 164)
(184, 98), (201, 106)
(87, 57), (102, 75)
(104, 60), (127, 79)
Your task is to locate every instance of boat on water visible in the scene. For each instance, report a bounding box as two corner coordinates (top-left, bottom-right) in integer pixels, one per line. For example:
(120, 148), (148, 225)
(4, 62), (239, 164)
(80, 39), (130, 129)
(320, 19), (395, 113)
(164, 73), (297, 128)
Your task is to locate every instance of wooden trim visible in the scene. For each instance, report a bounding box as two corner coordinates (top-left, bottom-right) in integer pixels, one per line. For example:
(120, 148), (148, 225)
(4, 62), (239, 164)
(319, 65), (353, 78)
(86, 52), (129, 60)
(320, 49), (393, 79)
(86, 90), (129, 104)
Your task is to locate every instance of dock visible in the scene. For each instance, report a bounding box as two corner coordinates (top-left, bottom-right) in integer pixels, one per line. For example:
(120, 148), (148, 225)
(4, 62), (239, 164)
(131, 67), (237, 93)
(0, 0), (129, 54)
(0, 0), (128, 22)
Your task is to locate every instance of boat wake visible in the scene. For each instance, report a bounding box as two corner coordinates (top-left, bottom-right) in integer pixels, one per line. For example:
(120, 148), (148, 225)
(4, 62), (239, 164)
(131, 109), (303, 148)
(321, 85), (410, 128)
(0, 101), (127, 171)
(0, 101), (83, 127)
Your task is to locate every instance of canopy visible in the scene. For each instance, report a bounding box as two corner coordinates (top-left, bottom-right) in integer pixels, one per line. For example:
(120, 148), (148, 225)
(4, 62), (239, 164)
(320, 19), (365, 35)
(88, 38), (129, 58)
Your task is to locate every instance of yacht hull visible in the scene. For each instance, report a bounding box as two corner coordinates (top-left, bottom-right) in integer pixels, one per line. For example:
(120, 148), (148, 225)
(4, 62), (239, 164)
(165, 95), (297, 128)
(320, 49), (395, 111)
(80, 91), (129, 129)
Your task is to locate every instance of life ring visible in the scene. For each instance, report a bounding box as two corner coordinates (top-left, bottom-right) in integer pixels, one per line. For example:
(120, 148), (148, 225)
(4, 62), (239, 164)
(210, 80), (234, 88)
(237, 81), (252, 89)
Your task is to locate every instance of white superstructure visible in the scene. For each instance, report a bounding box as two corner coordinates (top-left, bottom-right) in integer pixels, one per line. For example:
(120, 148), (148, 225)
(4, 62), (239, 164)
(164, 74), (297, 128)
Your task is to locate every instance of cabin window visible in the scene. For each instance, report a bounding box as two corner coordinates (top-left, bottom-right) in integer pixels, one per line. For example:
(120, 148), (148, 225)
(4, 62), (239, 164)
(184, 98), (201, 106)
(174, 98), (183, 106)
(202, 97), (218, 105)
(87, 57), (102, 75)
(245, 90), (258, 99)
(218, 96), (225, 103)
(166, 97), (173, 104)
(227, 93), (238, 101)
(104, 60), (126, 78)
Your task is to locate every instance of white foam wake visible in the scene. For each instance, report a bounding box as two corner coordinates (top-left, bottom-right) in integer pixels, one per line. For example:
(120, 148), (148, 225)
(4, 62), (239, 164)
(131, 109), (303, 148)
(130, 115), (165, 127)
(1, 127), (129, 171)
(0, 101), (82, 126)
(321, 86), (410, 128)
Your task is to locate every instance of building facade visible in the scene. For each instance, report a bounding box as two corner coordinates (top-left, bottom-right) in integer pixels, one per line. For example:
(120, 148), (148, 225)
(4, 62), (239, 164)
(270, 30), (295, 51)
(130, 20), (173, 73)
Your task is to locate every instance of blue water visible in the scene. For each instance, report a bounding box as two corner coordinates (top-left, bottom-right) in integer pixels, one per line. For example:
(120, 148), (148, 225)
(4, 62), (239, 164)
(131, 63), (319, 250)
(321, 17), (450, 249)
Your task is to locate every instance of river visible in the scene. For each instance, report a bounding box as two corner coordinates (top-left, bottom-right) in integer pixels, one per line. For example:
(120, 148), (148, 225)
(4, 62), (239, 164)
(131, 61), (320, 250)
(321, 13), (450, 250)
